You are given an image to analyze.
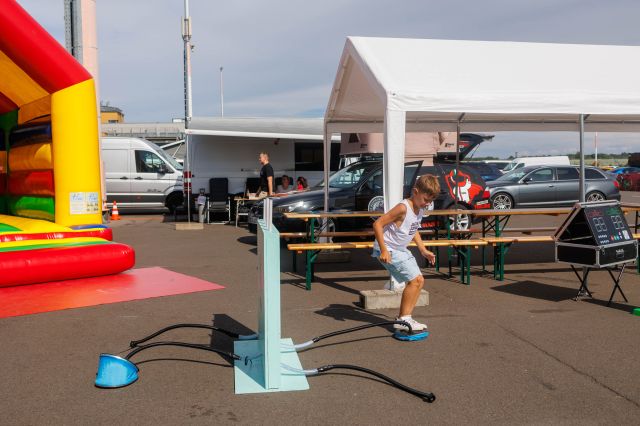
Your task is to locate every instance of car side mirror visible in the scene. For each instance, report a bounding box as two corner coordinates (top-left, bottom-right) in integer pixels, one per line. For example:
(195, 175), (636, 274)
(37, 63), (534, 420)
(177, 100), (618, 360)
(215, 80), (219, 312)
(158, 164), (169, 174)
(522, 177), (531, 183)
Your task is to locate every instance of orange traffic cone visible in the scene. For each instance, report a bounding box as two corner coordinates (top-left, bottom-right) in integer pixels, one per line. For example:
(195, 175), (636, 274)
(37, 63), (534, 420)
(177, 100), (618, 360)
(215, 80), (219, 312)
(111, 201), (120, 221)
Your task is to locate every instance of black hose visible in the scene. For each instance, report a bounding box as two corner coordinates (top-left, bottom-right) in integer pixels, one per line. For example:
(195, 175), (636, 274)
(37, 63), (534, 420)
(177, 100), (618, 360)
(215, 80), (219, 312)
(316, 364), (435, 403)
(130, 324), (241, 347)
(311, 320), (413, 343)
(125, 341), (241, 361)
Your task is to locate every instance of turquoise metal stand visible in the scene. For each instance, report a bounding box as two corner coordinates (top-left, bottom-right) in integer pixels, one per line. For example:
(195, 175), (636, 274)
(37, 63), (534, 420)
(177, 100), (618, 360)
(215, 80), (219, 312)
(234, 216), (309, 394)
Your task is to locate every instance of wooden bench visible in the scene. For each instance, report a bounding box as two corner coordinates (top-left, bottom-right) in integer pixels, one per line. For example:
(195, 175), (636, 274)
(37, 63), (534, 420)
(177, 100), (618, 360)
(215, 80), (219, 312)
(481, 235), (555, 281)
(288, 238), (488, 290)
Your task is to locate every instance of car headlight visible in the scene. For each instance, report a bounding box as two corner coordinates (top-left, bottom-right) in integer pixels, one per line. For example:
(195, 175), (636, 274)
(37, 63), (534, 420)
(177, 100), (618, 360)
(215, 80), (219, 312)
(274, 201), (310, 214)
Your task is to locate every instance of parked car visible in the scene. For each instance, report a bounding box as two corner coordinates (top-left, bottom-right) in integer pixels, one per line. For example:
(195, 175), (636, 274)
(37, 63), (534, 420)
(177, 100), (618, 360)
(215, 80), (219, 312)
(486, 165), (620, 209)
(610, 166), (640, 175)
(617, 170), (640, 191)
(247, 160), (490, 233)
(461, 161), (503, 181)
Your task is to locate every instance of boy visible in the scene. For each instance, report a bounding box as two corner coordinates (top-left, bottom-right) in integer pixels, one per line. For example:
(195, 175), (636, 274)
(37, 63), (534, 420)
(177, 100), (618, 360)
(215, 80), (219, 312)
(372, 175), (440, 331)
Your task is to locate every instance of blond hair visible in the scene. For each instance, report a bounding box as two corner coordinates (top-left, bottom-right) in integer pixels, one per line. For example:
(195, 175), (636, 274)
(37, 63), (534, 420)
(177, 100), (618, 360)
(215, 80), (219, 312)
(414, 174), (440, 197)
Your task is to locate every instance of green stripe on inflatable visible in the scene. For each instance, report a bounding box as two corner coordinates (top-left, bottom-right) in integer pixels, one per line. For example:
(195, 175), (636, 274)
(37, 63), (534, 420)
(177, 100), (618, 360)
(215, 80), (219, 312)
(0, 240), (108, 253)
(8, 196), (55, 221)
(0, 221), (20, 232)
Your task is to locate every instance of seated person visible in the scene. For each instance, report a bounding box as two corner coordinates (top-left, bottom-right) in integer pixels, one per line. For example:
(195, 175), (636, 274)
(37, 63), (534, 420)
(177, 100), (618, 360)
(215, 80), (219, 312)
(276, 175), (294, 194)
(296, 176), (308, 191)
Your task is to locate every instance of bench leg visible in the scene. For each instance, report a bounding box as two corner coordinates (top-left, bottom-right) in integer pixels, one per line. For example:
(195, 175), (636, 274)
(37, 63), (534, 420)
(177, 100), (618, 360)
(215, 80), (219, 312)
(305, 250), (313, 290)
(466, 247), (471, 285)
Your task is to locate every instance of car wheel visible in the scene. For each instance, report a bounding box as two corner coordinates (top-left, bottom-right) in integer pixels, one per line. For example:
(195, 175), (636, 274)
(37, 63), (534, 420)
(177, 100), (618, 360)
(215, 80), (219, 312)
(448, 205), (470, 231)
(586, 191), (605, 202)
(314, 218), (336, 242)
(492, 193), (514, 210)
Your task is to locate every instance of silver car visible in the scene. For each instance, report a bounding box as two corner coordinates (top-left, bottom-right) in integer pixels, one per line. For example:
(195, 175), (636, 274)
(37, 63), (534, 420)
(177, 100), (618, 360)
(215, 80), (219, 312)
(486, 166), (621, 209)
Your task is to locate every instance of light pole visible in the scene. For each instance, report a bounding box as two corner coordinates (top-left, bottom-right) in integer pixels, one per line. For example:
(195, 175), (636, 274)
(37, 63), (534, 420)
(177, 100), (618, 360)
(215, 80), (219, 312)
(182, 0), (193, 221)
(219, 66), (224, 117)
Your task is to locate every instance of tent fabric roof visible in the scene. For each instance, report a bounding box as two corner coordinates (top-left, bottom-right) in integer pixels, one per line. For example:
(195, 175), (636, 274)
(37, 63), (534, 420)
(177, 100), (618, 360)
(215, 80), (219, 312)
(188, 117), (339, 141)
(326, 37), (640, 131)
(0, 2), (91, 113)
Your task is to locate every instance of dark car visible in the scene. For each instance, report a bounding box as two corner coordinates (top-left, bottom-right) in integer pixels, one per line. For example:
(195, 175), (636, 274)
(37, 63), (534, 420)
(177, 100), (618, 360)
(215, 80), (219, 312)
(486, 165), (621, 209)
(461, 161), (503, 181)
(248, 160), (490, 233)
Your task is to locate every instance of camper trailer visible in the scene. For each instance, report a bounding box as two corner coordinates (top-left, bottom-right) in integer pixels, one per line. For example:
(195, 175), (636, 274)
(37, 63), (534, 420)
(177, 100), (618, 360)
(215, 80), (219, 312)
(173, 118), (341, 196)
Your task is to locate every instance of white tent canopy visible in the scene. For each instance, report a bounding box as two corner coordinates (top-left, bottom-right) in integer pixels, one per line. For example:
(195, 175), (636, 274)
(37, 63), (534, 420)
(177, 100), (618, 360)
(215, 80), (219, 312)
(323, 37), (640, 211)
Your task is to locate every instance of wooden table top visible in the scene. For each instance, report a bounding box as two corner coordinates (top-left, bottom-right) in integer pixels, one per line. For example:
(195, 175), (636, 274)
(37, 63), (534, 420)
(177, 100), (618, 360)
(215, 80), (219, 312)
(285, 204), (640, 220)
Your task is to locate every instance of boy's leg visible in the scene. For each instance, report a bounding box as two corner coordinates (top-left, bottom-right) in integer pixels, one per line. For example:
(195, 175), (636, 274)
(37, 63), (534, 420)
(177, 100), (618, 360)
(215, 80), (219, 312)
(399, 274), (424, 317)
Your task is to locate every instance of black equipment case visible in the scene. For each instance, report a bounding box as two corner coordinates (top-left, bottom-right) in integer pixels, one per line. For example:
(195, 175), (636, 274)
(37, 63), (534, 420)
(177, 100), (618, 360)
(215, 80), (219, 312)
(555, 200), (638, 268)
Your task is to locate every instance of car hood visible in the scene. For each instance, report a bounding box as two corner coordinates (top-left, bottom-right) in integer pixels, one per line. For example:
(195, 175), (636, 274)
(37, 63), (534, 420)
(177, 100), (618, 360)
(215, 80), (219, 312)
(271, 187), (344, 209)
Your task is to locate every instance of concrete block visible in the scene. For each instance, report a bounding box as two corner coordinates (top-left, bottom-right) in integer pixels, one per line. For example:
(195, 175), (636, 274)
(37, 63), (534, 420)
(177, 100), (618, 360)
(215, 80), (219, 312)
(360, 289), (429, 310)
(175, 222), (204, 231)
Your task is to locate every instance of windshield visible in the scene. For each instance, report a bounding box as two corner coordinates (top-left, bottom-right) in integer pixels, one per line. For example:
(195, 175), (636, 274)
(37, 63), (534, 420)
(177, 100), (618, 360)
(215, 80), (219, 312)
(502, 160), (519, 172)
(494, 169), (528, 183)
(150, 142), (183, 170)
(319, 162), (379, 189)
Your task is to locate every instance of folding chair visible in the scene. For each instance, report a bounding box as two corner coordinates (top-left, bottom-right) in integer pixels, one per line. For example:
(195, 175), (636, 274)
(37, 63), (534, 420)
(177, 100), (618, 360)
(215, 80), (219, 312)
(206, 178), (230, 224)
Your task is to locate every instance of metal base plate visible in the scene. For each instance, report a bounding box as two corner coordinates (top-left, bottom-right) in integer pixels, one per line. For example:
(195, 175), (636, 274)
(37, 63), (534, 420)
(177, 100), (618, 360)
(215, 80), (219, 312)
(234, 338), (309, 394)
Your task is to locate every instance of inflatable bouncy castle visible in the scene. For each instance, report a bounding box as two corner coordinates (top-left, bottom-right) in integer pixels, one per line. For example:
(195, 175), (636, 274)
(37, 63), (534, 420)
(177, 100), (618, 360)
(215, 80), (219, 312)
(0, 1), (134, 287)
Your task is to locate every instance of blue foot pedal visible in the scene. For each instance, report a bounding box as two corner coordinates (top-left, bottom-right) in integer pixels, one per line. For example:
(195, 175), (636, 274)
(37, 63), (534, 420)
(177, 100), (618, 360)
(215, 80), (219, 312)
(393, 330), (429, 341)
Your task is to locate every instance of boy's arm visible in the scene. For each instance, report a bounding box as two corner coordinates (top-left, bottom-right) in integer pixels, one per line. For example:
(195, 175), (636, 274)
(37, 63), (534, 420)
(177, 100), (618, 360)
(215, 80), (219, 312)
(413, 231), (436, 265)
(373, 203), (406, 263)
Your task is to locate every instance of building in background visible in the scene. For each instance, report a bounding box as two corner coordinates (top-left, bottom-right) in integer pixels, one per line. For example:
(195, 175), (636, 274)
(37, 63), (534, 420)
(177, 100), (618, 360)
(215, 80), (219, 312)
(101, 105), (124, 124)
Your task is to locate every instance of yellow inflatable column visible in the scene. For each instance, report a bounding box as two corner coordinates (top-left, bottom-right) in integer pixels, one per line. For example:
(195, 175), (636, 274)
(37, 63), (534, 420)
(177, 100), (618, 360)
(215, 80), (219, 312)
(50, 79), (102, 226)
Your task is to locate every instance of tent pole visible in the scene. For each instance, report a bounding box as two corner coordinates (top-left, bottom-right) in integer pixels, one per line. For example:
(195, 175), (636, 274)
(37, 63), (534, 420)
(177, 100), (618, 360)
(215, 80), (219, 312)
(579, 114), (585, 202)
(323, 124), (331, 212)
(383, 109), (406, 212)
(454, 118), (462, 230)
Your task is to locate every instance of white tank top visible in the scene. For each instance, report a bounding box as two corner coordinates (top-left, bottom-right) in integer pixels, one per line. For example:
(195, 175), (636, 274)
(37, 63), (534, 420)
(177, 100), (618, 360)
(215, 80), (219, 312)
(374, 199), (430, 252)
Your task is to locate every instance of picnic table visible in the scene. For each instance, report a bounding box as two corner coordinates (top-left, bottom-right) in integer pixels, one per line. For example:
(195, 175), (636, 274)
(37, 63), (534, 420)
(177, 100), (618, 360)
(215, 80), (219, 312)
(284, 209), (477, 288)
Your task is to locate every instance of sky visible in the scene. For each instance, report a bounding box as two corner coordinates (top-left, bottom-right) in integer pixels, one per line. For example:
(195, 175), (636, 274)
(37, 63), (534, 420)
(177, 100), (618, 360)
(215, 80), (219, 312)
(16, 0), (640, 158)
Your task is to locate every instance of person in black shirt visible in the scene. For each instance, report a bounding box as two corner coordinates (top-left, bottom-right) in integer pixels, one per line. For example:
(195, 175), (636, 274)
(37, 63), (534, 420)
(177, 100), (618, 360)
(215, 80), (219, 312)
(258, 152), (274, 196)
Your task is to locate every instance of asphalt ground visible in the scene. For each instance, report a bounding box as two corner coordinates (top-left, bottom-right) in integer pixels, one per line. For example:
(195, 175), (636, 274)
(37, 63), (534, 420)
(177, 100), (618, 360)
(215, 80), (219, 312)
(1, 193), (639, 425)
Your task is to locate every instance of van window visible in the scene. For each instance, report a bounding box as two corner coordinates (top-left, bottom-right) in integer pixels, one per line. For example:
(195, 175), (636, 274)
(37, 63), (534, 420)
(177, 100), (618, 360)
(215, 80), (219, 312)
(135, 150), (166, 173)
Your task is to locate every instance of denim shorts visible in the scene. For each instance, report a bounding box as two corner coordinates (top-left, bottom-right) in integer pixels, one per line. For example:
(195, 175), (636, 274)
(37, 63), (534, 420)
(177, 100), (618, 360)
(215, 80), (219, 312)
(372, 248), (422, 282)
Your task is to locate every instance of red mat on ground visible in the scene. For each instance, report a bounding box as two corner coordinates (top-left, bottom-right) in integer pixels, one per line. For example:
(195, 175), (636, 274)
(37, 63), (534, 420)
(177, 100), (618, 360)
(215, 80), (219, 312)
(0, 267), (224, 318)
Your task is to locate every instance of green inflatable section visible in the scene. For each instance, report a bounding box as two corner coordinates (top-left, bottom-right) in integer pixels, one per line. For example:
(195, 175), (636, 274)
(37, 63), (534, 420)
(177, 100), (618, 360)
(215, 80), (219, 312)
(0, 222), (20, 232)
(0, 109), (17, 215)
(8, 195), (55, 222)
(0, 240), (108, 253)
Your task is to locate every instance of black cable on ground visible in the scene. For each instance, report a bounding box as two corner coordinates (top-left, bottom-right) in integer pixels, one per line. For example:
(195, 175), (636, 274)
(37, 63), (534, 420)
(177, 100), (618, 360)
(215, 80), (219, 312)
(130, 324), (241, 347)
(125, 341), (241, 361)
(311, 320), (414, 343)
(315, 364), (436, 403)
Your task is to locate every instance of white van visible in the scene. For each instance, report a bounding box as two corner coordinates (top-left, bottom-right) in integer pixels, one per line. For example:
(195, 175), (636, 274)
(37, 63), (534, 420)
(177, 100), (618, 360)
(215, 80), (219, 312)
(502, 156), (570, 173)
(102, 137), (184, 212)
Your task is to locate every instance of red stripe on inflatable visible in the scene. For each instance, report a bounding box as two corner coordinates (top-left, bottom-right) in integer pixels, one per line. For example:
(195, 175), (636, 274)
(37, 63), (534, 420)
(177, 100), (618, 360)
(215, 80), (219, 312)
(0, 242), (135, 287)
(0, 228), (113, 243)
(0, 92), (18, 114)
(0, 2), (92, 92)
(8, 170), (54, 196)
